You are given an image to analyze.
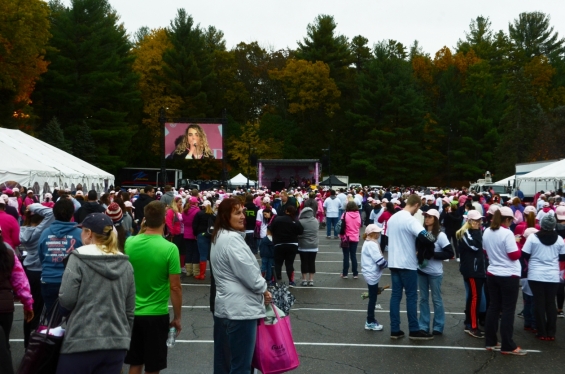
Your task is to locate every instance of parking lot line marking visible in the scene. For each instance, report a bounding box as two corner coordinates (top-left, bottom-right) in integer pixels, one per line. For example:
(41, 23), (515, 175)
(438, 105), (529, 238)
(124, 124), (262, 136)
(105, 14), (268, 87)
(292, 308), (464, 315)
(102, 339), (539, 353)
(180, 284), (391, 291)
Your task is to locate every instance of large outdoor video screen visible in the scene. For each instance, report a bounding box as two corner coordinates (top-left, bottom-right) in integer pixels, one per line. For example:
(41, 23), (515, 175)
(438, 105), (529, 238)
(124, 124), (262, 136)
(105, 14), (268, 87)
(165, 123), (223, 160)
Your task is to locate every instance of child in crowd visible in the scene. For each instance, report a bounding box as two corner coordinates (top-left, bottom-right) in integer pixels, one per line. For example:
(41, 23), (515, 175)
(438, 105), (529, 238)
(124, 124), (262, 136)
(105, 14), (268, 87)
(361, 224), (388, 331)
(259, 227), (275, 286)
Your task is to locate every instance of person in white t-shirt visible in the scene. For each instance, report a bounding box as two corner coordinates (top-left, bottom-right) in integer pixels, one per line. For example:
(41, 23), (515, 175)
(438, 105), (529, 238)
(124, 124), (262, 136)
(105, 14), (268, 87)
(323, 190), (342, 239)
(418, 209), (453, 336)
(482, 207), (525, 355)
(361, 224), (388, 331)
(522, 214), (565, 341)
(387, 194), (437, 341)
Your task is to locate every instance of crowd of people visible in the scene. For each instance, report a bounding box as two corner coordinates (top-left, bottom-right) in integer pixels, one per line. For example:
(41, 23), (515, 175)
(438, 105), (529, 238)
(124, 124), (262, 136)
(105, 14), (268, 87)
(1, 181), (565, 372)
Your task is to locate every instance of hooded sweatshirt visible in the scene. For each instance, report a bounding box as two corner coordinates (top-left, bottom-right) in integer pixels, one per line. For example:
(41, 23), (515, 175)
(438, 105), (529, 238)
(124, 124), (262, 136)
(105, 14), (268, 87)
(58, 245), (135, 354)
(74, 201), (106, 224)
(20, 204), (55, 271)
(160, 191), (175, 207)
(298, 207), (319, 251)
(39, 220), (82, 283)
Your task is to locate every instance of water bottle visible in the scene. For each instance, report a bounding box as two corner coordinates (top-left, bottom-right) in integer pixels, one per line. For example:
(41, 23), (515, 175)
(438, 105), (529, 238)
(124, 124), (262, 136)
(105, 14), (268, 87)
(166, 327), (176, 348)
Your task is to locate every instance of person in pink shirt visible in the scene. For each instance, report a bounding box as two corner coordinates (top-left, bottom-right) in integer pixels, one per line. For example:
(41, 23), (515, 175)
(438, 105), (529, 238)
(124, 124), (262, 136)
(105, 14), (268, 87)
(0, 199), (20, 248)
(340, 201), (363, 279)
(166, 196), (184, 270)
(181, 197), (200, 276)
(42, 193), (55, 208)
(0, 225), (34, 373)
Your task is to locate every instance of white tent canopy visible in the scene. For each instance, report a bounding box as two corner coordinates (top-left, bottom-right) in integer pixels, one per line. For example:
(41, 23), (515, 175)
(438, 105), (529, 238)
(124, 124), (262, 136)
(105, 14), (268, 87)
(518, 159), (565, 182)
(0, 128), (114, 195)
(229, 173), (256, 186)
(495, 175), (515, 186)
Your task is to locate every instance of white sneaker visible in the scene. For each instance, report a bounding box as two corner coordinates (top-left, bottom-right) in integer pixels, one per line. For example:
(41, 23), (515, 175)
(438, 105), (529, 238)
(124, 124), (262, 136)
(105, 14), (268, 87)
(301, 280), (308, 286)
(365, 322), (384, 331)
(456, 258), (460, 262)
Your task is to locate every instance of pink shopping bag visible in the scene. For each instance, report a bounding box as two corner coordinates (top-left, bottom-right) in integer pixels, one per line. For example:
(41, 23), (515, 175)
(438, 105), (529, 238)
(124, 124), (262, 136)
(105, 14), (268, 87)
(252, 304), (299, 374)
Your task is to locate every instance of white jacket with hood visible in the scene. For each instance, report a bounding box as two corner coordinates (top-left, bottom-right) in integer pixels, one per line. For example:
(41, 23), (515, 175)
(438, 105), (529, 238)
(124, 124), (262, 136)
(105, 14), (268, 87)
(211, 229), (267, 320)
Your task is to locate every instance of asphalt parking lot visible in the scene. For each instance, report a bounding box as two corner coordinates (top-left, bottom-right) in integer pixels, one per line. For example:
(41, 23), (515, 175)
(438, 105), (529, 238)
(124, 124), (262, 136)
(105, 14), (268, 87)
(9, 231), (565, 373)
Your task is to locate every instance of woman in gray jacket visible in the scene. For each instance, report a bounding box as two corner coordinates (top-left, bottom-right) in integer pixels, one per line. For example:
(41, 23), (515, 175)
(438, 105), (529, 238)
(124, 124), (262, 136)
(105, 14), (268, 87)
(19, 203), (54, 346)
(210, 198), (272, 374)
(56, 213), (135, 374)
(298, 207), (319, 286)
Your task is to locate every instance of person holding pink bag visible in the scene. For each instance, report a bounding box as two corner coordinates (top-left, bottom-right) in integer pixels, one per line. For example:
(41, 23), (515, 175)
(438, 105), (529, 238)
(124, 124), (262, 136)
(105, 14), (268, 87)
(340, 201), (362, 279)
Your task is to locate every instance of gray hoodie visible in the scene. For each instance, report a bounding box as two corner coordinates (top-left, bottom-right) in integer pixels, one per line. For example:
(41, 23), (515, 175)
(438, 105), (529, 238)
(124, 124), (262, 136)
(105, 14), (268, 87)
(58, 245), (135, 354)
(160, 191), (175, 207)
(298, 207), (319, 251)
(210, 229), (267, 320)
(20, 204), (54, 271)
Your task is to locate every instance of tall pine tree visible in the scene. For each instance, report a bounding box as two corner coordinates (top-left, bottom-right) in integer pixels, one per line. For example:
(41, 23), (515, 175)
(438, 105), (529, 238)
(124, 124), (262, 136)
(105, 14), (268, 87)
(32, 0), (140, 173)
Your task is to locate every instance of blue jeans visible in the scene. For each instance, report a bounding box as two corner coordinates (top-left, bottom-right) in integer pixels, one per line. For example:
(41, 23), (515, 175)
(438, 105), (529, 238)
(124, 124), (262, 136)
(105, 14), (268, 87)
(341, 241), (358, 276)
(261, 257), (274, 282)
(197, 234), (211, 262)
(41, 282), (61, 314)
(418, 272), (445, 333)
(213, 316), (257, 374)
(367, 283), (379, 324)
(389, 268), (419, 333)
(326, 217), (339, 237)
(523, 292), (536, 329)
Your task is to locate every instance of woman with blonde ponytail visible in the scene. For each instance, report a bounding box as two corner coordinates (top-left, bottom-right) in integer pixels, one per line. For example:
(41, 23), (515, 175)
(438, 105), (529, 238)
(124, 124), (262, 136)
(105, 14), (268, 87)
(55, 213), (135, 373)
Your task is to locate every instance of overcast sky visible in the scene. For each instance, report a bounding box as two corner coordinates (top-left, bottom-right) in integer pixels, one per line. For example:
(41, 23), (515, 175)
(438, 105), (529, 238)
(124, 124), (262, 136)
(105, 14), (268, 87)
(63, 0), (564, 55)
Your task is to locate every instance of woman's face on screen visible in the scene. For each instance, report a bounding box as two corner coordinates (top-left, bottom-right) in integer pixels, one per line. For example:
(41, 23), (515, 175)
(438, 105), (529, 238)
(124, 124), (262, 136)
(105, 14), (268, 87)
(187, 128), (200, 147)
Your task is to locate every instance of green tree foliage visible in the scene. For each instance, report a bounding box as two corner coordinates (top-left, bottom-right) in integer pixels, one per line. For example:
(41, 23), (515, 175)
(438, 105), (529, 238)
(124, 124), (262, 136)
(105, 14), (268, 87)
(32, 0), (140, 173)
(162, 9), (214, 118)
(40, 117), (71, 152)
(509, 12), (565, 63)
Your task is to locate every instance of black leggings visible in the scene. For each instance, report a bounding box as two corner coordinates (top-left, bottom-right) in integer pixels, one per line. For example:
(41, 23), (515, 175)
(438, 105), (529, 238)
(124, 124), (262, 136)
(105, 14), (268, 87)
(529, 280), (559, 337)
(0, 316), (14, 374)
(274, 244), (297, 282)
(299, 252), (317, 274)
(556, 282), (565, 310)
(464, 277), (484, 330)
(24, 268), (43, 348)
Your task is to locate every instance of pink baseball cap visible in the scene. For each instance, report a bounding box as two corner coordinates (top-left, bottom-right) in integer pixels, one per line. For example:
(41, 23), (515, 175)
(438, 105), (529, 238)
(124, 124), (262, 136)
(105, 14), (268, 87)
(423, 209), (440, 219)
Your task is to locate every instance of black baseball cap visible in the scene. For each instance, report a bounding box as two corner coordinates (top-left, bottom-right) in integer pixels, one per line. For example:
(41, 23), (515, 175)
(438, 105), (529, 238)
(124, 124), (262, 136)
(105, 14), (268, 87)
(78, 213), (113, 235)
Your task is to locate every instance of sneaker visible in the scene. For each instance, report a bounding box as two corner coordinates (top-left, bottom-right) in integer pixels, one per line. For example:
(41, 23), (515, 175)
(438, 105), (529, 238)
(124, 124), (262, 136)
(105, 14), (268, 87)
(557, 311), (565, 318)
(501, 347), (527, 356)
(409, 330), (434, 340)
(308, 281), (314, 287)
(485, 343), (501, 351)
(464, 325), (471, 333)
(365, 322), (384, 331)
(353, 275), (358, 279)
(456, 258), (460, 262)
(181, 268), (187, 274)
(301, 280), (308, 286)
(517, 311), (524, 319)
(443, 259), (449, 262)
(340, 274), (348, 279)
(390, 330), (405, 339)
(326, 236), (331, 239)
(333, 236), (339, 239)
(289, 281), (295, 288)
(432, 330), (443, 336)
(467, 329), (485, 339)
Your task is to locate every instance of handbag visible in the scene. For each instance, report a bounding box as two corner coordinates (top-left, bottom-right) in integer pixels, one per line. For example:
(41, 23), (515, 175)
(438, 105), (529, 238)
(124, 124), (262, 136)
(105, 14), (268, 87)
(252, 304), (300, 374)
(18, 300), (66, 374)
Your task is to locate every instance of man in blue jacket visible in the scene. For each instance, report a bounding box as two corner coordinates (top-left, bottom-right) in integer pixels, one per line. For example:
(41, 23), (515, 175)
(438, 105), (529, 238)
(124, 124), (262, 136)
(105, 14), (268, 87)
(39, 198), (82, 312)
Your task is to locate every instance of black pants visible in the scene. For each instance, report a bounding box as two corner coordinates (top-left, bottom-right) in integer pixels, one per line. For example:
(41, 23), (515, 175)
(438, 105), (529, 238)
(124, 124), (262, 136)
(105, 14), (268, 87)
(380, 235), (388, 250)
(0, 322), (14, 374)
(446, 232), (458, 258)
(56, 349), (127, 374)
(464, 277), (484, 330)
(299, 251), (317, 274)
(24, 268), (43, 348)
(245, 233), (257, 254)
(556, 282), (565, 310)
(485, 276), (519, 352)
(184, 238), (199, 264)
(529, 280), (559, 338)
(274, 244), (297, 282)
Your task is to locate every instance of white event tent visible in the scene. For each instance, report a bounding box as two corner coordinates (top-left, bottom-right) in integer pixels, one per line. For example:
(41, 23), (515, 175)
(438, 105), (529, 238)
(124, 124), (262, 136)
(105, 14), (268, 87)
(518, 159), (565, 182)
(229, 173), (256, 186)
(0, 128), (114, 196)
